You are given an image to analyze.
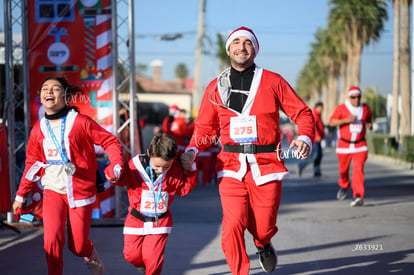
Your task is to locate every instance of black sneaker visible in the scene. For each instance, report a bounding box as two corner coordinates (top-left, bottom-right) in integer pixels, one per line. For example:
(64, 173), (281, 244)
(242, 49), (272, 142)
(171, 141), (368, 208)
(313, 172), (322, 178)
(336, 187), (349, 200)
(136, 267), (146, 274)
(296, 164), (304, 178)
(350, 196), (364, 207)
(256, 243), (277, 273)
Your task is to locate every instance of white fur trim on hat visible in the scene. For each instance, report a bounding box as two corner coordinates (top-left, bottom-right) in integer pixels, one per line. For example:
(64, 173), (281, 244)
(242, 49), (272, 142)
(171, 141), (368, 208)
(226, 27), (259, 56)
(347, 86), (361, 97)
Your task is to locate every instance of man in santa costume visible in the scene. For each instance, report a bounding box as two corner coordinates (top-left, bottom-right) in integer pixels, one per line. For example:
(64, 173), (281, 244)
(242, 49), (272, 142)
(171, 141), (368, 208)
(181, 26), (315, 274)
(329, 86), (373, 207)
(13, 76), (124, 275)
(162, 105), (188, 156)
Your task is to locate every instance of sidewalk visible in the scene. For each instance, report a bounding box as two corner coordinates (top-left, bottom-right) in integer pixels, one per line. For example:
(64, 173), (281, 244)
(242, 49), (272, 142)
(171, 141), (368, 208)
(1, 148), (413, 274)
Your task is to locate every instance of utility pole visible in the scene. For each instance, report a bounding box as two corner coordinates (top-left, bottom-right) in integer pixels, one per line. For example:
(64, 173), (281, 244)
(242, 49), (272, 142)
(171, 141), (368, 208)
(192, 0), (205, 115)
(411, 0), (414, 135)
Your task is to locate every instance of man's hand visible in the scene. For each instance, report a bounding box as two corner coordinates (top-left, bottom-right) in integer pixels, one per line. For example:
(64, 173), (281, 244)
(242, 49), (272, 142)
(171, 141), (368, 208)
(289, 140), (311, 160)
(346, 115), (356, 124)
(181, 151), (195, 171)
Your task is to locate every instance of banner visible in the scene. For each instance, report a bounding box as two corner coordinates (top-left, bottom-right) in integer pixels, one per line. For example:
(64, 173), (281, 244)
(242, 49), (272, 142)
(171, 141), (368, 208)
(28, 0), (114, 132)
(0, 123), (11, 213)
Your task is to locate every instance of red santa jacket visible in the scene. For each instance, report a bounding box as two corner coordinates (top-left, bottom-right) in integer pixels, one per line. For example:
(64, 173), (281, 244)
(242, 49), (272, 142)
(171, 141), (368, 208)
(187, 66), (315, 185)
(115, 155), (197, 235)
(330, 101), (372, 154)
(162, 116), (188, 152)
(313, 108), (325, 142)
(15, 109), (123, 208)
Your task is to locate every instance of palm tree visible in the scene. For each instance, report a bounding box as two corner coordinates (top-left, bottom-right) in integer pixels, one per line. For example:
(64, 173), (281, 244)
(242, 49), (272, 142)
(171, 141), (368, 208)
(216, 33), (230, 72)
(390, 0), (400, 138)
(329, 0), (388, 89)
(175, 63), (189, 88)
(315, 27), (343, 121)
(399, 0), (411, 136)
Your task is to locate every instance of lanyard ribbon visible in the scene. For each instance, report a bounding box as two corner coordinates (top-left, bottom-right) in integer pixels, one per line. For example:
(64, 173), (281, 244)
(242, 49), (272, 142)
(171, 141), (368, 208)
(45, 116), (69, 164)
(147, 161), (164, 216)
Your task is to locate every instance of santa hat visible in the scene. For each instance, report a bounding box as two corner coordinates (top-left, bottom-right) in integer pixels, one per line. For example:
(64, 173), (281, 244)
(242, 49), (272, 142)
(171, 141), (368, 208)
(226, 26), (259, 56)
(347, 86), (361, 97)
(168, 105), (179, 116)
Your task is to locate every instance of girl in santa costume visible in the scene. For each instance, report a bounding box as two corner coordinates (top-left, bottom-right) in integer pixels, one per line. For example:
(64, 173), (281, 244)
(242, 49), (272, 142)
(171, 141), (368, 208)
(12, 76), (124, 275)
(114, 132), (197, 275)
(330, 86), (373, 207)
(181, 26), (315, 274)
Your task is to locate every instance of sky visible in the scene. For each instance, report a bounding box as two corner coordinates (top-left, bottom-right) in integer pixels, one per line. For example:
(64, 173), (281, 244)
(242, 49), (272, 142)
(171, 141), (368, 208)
(0, 0), (395, 94)
(132, 0), (394, 95)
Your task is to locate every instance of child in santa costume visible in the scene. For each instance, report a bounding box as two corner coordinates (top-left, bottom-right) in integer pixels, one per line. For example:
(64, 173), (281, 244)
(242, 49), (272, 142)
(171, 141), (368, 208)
(114, 132), (197, 275)
(181, 26), (315, 274)
(13, 76), (124, 275)
(330, 86), (373, 207)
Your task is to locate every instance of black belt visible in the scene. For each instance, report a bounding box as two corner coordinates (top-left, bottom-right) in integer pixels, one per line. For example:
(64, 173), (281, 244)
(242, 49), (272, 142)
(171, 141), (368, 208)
(223, 144), (276, 154)
(340, 137), (365, 144)
(130, 207), (167, 222)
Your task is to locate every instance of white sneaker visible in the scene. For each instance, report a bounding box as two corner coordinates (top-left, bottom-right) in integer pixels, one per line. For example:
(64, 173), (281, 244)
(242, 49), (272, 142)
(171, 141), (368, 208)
(84, 246), (105, 275)
(350, 196), (364, 207)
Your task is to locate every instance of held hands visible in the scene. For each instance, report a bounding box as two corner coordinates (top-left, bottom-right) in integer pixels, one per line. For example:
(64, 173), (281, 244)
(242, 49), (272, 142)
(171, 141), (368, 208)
(104, 163), (123, 183)
(289, 140), (311, 160)
(181, 150), (196, 171)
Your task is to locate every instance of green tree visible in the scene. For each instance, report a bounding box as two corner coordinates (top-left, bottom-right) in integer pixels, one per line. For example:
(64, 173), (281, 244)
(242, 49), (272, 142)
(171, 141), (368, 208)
(175, 63), (189, 88)
(329, 0), (388, 89)
(363, 87), (387, 120)
(216, 32), (230, 72)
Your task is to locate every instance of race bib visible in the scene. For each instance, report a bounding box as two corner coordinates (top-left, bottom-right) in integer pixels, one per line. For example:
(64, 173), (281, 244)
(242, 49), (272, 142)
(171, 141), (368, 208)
(230, 116), (258, 143)
(43, 139), (65, 163)
(140, 190), (169, 217)
(350, 121), (363, 134)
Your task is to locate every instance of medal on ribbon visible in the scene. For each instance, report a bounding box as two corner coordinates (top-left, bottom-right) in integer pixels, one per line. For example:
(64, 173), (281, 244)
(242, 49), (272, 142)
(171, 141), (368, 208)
(45, 115), (76, 176)
(65, 162), (76, 176)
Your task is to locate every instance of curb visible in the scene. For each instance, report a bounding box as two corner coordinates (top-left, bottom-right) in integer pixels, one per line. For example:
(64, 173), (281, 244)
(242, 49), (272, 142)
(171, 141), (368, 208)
(369, 153), (414, 170)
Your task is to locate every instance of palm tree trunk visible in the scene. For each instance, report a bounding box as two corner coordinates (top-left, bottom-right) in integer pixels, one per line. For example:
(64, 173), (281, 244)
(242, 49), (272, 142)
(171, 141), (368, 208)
(339, 61), (347, 103)
(328, 74), (339, 122)
(400, 0), (411, 136)
(352, 40), (363, 87)
(322, 84), (329, 120)
(391, 0), (400, 138)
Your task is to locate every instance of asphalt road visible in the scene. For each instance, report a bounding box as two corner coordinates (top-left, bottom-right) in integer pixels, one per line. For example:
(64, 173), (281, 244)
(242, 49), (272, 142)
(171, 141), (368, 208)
(1, 147), (413, 274)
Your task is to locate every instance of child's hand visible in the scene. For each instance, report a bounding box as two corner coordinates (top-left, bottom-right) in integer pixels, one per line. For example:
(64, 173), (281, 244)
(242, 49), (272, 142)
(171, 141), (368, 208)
(13, 201), (23, 221)
(104, 163), (123, 183)
(181, 151), (195, 171)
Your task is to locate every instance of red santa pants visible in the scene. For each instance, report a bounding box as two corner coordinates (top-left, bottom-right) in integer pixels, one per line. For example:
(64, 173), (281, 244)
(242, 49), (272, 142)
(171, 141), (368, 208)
(42, 189), (94, 275)
(337, 151), (368, 198)
(218, 165), (282, 275)
(123, 233), (168, 275)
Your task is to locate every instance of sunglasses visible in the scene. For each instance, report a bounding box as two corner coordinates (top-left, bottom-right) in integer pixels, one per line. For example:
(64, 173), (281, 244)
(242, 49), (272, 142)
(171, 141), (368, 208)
(350, 95), (361, 99)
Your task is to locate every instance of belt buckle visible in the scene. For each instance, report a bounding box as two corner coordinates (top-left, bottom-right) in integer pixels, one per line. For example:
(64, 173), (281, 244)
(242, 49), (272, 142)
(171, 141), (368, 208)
(144, 216), (155, 222)
(243, 144), (256, 154)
